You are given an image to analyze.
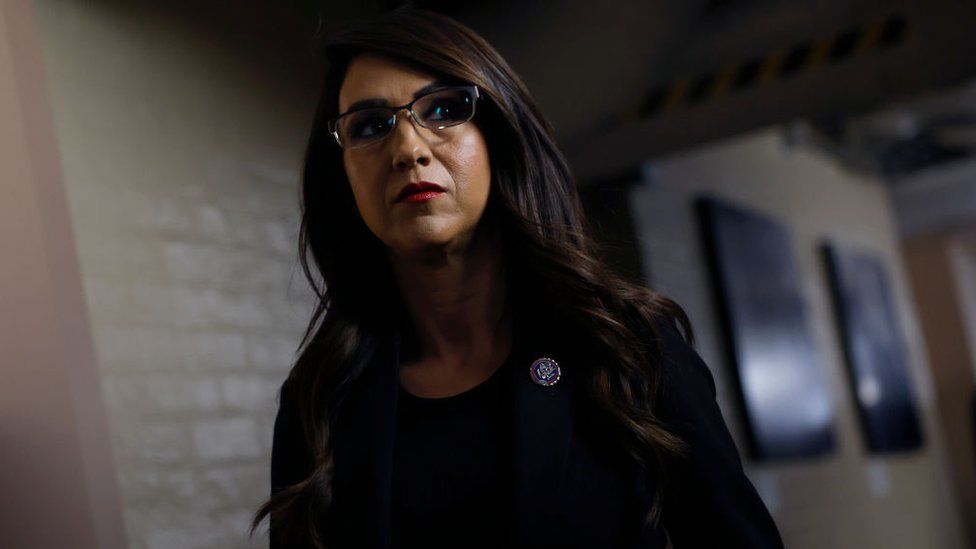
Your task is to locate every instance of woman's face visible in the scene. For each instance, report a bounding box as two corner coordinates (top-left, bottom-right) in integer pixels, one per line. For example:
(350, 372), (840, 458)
(338, 53), (492, 257)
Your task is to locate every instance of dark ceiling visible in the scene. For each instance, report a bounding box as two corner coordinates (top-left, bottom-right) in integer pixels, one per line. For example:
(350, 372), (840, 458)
(408, 0), (976, 182)
(143, 0), (976, 183)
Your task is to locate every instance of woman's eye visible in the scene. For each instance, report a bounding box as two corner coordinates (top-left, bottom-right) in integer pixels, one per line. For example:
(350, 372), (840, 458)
(423, 98), (463, 122)
(348, 112), (390, 138)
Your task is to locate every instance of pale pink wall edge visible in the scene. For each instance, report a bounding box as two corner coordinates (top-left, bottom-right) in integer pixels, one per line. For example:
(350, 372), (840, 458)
(0, 0), (126, 547)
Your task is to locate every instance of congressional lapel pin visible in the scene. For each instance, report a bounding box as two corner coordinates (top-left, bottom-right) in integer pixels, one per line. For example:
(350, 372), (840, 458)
(529, 357), (561, 387)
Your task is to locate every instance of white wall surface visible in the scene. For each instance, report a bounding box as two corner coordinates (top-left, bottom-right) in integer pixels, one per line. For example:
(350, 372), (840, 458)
(31, 1), (318, 547)
(630, 128), (967, 548)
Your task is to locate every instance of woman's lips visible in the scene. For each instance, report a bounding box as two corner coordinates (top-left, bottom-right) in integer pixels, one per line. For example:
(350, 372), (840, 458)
(395, 180), (446, 203)
(400, 190), (445, 203)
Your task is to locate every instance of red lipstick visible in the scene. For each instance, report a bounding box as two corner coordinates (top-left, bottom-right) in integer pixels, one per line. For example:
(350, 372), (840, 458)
(396, 181), (446, 203)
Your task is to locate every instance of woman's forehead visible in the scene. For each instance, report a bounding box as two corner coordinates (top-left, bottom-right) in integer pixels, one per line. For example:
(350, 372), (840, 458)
(338, 54), (438, 112)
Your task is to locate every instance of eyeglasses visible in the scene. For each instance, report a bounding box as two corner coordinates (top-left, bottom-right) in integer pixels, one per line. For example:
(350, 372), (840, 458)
(328, 85), (480, 150)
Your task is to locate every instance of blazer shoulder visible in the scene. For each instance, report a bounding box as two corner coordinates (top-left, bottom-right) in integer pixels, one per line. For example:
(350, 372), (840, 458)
(650, 315), (718, 411)
(647, 315), (785, 549)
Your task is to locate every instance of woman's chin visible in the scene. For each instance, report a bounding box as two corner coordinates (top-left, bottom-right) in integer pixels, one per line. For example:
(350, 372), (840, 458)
(393, 218), (454, 245)
(384, 212), (487, 259)
(388, 225), (483, 260)
(385, 227), (447, 254)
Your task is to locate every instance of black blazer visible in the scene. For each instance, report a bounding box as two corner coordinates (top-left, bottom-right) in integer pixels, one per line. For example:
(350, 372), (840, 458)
(270, 314), (784, 548)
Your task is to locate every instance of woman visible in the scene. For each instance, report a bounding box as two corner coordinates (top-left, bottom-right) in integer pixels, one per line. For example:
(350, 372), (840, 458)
(250, 6), (783, 549)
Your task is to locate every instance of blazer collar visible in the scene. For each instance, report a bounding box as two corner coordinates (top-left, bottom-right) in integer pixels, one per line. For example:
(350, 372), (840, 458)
(332, 310), (576, 548)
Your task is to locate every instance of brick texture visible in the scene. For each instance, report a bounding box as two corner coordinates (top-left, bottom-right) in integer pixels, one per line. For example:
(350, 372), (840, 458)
(33, 2), (317, 547)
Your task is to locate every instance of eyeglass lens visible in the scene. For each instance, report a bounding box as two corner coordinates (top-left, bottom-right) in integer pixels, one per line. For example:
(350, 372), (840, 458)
(336, 87), (476, 149)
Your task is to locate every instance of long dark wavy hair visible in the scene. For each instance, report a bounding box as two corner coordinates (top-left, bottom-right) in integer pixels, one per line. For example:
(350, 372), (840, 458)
(250, 6), (694, 547)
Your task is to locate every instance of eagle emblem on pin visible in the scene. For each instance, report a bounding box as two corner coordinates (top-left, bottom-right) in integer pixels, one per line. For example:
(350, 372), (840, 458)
(529, 357), (561, 387)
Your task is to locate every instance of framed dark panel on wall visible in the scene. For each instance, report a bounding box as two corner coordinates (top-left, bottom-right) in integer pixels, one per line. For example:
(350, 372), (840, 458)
(822, 243), (924, 453)
(696, 197), (836, 461)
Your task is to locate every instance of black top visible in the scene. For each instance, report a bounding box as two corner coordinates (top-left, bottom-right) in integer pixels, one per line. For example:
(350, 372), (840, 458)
(391, 354), (516, 549)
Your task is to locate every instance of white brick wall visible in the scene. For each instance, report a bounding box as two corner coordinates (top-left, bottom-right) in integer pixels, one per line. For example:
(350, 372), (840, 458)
(33, 2), (317, 547)
(630, 127), (968, 548)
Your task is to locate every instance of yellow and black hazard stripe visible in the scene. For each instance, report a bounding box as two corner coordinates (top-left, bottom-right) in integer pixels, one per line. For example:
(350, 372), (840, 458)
(629, 14), (908, 121)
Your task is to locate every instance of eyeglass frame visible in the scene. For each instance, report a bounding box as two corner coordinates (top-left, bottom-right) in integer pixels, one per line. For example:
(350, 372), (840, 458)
(326, 84), (481, 149)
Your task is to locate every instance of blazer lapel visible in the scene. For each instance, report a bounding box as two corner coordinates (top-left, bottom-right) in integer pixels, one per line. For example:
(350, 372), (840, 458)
(330, 328), (400, 549)
(508, 310), (577, 545)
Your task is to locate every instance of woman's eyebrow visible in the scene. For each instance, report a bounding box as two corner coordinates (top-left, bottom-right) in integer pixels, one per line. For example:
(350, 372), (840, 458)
(341, 80), (450, 115)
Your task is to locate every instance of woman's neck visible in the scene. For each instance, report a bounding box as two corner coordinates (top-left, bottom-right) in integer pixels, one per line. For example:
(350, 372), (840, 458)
(389, 221), (512, 390)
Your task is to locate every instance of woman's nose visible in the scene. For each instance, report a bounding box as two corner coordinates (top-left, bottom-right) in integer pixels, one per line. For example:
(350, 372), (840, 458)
(389, 109), (432, 170)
